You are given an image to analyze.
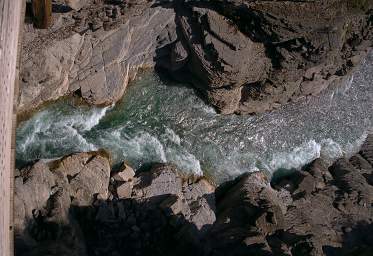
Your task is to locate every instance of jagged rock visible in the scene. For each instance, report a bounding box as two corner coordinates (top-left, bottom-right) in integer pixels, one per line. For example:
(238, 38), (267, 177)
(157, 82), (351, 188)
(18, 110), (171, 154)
(132, 164), (184, 199)
(19, 3), (176, 115)
(205, 135), (373, 256)
(14, 161), (58, 233)
(117, 182), (133, 199)
(65, 0), (91, 11)
(14, 151), (111, 255)
(177, 6), (271, 89)
(19, 33), (84, 114)
(51, 152), (111, 206)
(159, 0), (373, 114)
(14, 136), (373, 256)
(21, 0), (372, 116)
(205, 171), (285, 255)
(112, 163), (135, 182)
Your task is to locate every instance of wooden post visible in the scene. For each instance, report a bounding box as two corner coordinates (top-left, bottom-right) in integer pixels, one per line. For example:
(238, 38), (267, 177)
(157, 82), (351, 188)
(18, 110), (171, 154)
(0, 0), (23, 256)
(32, 0), (52, 29)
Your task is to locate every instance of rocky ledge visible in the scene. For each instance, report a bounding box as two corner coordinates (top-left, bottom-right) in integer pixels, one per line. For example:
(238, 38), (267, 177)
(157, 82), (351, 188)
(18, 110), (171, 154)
(19, 0), (176, 115)
(15, 134), (373, 256)
(157, 0), (373, 114)
(19, 0), (373, 116)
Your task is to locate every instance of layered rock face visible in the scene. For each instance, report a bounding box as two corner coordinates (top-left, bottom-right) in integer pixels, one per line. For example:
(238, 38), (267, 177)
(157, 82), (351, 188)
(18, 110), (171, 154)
(158, 0), (373, 114)
(19, 0), (176, 115)
(15, 135), (373, 256)
(20, 0), (373, 116)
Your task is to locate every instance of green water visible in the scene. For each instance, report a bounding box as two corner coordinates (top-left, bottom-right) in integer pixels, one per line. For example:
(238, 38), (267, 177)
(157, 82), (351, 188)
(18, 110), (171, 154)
(16, 52), (373, 183)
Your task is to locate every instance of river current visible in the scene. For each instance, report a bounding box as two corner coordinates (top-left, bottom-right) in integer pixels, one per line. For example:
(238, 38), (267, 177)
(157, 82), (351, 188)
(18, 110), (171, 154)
(16, 52), (373, 183)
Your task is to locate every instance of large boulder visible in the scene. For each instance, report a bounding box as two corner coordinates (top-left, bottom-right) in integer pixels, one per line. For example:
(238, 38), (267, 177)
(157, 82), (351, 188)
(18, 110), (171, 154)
(205, 135), (373, 256)
(19, 2), (176, 115)
(14, 151), (111, 256)
(14, 135), (373, 256)
(159, 0), (373, 114)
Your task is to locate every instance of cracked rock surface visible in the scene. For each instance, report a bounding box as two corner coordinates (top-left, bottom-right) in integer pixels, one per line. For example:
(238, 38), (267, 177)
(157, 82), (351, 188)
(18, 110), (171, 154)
(20, 0), (373, 116)
(158, 0), (373, 114)
(14, 135), (373, 256)
(19, 0), (176, 115)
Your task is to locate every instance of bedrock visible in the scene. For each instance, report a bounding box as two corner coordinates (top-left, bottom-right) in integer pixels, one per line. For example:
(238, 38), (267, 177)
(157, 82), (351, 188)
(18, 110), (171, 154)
(15, 135), (373, 256)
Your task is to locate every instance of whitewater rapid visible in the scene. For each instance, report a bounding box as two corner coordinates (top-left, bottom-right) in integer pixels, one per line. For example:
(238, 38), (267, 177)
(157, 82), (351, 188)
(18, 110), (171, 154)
(16, 52), (373, 183)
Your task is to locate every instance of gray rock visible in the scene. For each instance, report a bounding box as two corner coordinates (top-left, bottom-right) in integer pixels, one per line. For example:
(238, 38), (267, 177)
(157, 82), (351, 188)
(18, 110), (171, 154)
(160, 0), (373, 114)
(14, 151), (111, 255)
(14, 135), (373, 256)
(19, 5), (176, 115)
(53, 152), (111, 206)
(19, 33), (84, 114)
(117, 182), (133, 199)
(65, 0), (91, 11)
(132, 164), (183, 199)
(178, 7), (270, 89)
(112, 163), (135, 182)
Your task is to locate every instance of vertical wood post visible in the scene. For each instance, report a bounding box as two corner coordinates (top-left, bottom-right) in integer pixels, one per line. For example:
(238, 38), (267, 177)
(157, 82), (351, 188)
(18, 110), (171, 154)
(32, 0), (52, 29)
(0, 0), (23, 256)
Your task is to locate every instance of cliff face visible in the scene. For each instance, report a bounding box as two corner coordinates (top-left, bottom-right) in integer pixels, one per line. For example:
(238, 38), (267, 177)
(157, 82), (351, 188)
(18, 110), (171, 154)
(20, 0), (373, 116)
(158, 0), (373, 113)
(14, 135), (373, 256)
(16, 2), (373, 254)
(19, 0), (176, 115)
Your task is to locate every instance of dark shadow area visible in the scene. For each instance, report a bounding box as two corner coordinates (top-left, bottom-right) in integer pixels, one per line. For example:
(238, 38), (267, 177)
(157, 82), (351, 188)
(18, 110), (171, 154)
(150, 0), (288, 115)
(25, 1), (34, 25)
(52, 4), (73, 13)
(15, 195), (214, 256)
(323, 222), (373, 256)
(152, 0), (214, 109)
(271, 168), (305, 194)
(15, 136), (373, 256)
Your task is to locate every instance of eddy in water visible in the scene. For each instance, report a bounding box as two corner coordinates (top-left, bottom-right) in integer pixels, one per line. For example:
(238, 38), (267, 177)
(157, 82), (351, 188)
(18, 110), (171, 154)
(16, 52), (373, 183)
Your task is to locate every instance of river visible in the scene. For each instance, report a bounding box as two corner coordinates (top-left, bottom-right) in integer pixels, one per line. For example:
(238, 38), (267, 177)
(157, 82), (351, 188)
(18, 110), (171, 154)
(16, 51), (373, 183)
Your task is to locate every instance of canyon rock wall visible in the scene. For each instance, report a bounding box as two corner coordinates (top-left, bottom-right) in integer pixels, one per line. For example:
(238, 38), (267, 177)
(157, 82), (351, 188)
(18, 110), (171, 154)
(14, 135), (373, 256)
(19, 1), (176, 115)
(158, 0), (373, 113)
(20, 0), (373, 116)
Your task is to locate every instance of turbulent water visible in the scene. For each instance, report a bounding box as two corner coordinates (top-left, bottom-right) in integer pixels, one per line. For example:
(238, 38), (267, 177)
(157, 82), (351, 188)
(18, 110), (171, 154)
(16, 52), (373, 183)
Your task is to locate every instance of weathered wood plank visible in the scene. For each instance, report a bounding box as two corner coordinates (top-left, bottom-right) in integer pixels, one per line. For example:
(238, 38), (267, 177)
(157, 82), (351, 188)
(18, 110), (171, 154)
(32, 0), (52, 29)
(0, 1), (23, 255)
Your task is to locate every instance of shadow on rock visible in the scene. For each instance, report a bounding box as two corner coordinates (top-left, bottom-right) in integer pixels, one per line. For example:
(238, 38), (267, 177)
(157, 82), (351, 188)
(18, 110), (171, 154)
(14, 135), (373, 256)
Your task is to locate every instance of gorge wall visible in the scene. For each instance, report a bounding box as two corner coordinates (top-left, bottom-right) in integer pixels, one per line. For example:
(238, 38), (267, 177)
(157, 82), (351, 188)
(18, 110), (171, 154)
(15, 1), (373, 255)
(19, 0), (373, 115)
(14, 135), (373, 256)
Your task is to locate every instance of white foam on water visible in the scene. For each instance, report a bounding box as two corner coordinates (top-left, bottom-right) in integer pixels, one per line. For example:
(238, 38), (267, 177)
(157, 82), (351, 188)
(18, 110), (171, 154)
(165, 147), (202, 175)
(79, 105), (112, 131)
(97, 128), (202, 174)
(122, 131), (168, 163)
(97, 129), (168, 166)
(320, 138), (343, 163)
(64, 126), (97, 151)
(269, 140), (322, 171)
(344, 132), (369, 158)
(16, 102), (110, 162)
(164, 127), (181, 145)
(16, 51), (373, 183)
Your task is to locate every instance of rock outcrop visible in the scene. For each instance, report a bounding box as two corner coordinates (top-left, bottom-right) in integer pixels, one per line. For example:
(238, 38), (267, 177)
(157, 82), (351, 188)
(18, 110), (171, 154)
(19, 0), (176, 115)
(158, 0), (373, 114)
(14, 135), (373, 256)
(14, 151), (111, 255)
(20, 0), (373, 116)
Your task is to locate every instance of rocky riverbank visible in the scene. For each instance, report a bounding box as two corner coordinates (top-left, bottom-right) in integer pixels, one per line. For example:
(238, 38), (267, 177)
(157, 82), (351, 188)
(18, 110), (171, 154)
(157, 0), (373, 114)
(14, 134), (373, 256)
(19, 0), (176, 115)
(19, 0), (373, 116)
(15, 1), (373, 255)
